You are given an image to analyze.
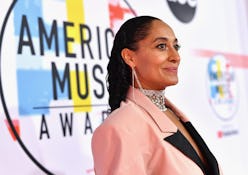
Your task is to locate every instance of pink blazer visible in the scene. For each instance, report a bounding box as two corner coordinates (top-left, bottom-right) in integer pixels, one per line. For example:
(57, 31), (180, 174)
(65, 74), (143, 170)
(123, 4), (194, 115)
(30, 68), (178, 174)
(92, 87), (223, 175)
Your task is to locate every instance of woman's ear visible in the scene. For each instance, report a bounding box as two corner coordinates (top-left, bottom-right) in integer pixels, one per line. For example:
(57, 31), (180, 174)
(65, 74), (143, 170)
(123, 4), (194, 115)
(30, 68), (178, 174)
(121, 48), (136, 68)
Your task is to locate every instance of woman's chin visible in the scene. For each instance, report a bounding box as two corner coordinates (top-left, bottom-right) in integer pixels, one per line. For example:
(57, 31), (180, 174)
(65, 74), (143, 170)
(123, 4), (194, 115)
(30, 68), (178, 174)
(166, 79), (179, 86)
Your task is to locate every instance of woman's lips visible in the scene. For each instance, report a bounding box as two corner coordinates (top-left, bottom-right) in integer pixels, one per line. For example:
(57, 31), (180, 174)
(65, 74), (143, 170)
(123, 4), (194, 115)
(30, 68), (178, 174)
(163, 67), (178, 73)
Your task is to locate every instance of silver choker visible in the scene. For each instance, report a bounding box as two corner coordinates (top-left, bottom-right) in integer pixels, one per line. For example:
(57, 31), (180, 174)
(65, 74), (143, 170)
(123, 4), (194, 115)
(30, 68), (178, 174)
(142, 89), (167, 111)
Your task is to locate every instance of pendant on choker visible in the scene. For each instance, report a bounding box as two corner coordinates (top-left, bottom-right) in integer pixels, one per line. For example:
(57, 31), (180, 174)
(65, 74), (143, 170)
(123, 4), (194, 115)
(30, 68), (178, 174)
(142, 89), (167, 111)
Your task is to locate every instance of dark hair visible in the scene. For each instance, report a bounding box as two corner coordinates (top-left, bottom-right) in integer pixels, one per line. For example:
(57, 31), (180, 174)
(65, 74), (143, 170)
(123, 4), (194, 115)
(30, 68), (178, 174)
(107, 16), (160, 112)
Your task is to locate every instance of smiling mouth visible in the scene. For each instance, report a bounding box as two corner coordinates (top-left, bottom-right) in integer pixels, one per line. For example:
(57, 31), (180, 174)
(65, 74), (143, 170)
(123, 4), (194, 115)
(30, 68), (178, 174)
(163, 67), (178, 73)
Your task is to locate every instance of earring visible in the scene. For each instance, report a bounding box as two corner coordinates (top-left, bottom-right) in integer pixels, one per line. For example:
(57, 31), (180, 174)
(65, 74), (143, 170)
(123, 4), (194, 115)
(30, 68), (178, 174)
(132, 68), (135, 89)
(132, 68), (144, 92)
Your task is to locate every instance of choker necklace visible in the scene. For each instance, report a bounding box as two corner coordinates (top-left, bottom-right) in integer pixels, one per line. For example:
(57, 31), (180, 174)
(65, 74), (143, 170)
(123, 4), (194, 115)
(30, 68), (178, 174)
(142, 89), (167, 111)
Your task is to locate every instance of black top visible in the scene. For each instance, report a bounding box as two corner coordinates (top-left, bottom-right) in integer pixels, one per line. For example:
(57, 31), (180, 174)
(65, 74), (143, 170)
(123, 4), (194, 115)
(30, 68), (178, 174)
(164, 121), (220, 175)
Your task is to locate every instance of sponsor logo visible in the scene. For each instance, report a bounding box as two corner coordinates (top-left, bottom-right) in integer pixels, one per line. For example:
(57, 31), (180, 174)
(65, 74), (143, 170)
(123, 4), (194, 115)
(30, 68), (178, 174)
(217, 128), (239, 138)
(206, 54), (238, 121)
(166, 0), (197, 23)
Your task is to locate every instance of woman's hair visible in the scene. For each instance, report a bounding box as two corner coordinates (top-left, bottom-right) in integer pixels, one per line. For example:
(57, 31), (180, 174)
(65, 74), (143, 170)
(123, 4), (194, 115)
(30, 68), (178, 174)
(107, 16), (160, 112)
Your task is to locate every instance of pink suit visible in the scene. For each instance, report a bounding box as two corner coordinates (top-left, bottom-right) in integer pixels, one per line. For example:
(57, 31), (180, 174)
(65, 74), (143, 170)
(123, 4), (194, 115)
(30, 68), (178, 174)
(92, 87), (223, 175)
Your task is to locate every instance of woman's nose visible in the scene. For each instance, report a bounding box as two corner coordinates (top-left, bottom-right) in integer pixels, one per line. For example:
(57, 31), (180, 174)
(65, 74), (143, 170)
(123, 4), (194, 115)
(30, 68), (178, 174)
(168, 47), (180, 63)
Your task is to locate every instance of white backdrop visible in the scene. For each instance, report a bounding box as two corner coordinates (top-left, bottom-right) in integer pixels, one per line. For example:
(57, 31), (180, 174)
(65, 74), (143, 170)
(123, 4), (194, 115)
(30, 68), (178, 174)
(0, 0), (248, 174)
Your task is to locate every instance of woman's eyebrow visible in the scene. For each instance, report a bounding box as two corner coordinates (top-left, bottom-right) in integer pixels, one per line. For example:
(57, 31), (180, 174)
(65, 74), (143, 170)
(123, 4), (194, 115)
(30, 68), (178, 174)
(153, 37), (178, 43)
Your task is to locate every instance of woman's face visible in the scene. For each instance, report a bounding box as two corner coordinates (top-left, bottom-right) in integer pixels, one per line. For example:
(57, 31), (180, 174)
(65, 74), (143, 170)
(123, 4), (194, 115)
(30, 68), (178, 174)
(132, 20), (180, 90)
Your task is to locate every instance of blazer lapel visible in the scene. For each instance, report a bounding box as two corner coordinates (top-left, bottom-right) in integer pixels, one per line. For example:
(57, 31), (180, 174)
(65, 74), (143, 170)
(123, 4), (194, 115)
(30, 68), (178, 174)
(183, 122), (220, 175)
(164, 128), (208, 174)
(126, 87), (177, 134)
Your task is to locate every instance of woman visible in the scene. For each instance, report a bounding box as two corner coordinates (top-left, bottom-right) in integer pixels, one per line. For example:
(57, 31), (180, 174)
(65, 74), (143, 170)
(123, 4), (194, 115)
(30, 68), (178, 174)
(91, 16), (223, 175)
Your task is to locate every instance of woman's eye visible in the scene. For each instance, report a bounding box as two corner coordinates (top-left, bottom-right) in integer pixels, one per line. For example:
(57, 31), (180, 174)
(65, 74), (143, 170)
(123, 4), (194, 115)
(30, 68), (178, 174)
(174, 44), (181, 51)
(157, 43), (167, 50)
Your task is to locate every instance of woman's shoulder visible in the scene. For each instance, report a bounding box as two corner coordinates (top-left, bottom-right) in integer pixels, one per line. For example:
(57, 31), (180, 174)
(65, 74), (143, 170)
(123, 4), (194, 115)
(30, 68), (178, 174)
(106, 100), (145, 124)
(94, 99), (148, 134)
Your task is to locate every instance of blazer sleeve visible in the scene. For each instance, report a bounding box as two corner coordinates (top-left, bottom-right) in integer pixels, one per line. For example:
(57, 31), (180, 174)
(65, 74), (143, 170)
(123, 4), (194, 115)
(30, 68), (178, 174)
(91, 123), (147, 175)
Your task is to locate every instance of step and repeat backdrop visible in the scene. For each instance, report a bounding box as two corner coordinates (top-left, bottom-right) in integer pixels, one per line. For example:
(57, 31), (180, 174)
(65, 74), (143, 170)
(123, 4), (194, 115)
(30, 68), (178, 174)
(1, 0), (248, 174)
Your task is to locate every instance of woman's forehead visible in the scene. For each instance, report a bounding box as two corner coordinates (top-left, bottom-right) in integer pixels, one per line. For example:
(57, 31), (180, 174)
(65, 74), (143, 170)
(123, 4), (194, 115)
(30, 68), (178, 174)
(144, 20), (177, 42)
(151, 20), (175, 35)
